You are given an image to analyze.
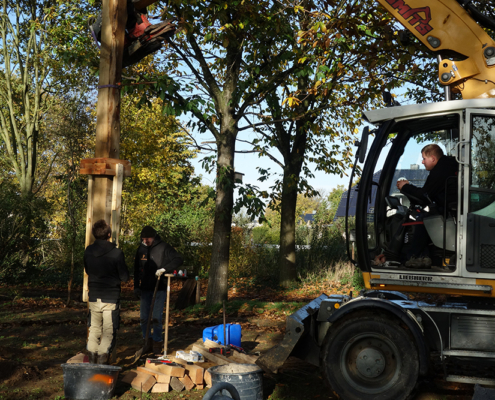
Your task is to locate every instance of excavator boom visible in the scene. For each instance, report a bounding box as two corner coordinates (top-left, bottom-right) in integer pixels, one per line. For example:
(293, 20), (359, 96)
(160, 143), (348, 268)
(377, 0), (495, 98)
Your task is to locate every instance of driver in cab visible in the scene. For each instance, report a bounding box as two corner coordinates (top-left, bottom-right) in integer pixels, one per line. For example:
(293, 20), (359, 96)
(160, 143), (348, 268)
(394, 144), (458, 268)
(397, 144), (458, 209)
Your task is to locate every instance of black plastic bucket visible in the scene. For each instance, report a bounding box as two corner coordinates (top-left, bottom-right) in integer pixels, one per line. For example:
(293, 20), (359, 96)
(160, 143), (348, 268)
(207, 364), (263, 400)
(61, 363), (121, 400)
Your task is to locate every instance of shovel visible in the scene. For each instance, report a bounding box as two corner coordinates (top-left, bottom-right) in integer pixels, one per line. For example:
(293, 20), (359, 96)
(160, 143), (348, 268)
(134, 275), (161, 362)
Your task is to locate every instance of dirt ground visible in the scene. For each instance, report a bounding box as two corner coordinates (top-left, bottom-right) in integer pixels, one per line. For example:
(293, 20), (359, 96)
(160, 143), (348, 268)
(0, 282), (476, 400)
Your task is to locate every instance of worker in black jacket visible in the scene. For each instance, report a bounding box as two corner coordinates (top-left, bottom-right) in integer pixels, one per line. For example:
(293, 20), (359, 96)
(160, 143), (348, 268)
(84, 220), (129, 364)
(396, 144), (458, 267)
(398, 143), (458, 208)
(134, 226), (183, 355)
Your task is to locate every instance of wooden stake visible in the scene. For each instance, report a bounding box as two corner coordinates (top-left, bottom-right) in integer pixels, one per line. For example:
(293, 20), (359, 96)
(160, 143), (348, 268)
(111, 163), (124, 246)
(83, 175), (94, 302)
(164, 274), (173, 356)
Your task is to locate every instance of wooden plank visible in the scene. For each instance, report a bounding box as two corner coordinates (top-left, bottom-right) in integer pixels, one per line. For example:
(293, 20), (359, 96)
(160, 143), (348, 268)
(136, 366), (171, 383)
(66, 353), (88, 363)
(111, 163), (123, 247)
(170, 357), (204, 385)
(145, 359), (185, 377)
(83, 175), (94, 303)
(178, 374), (195, 391)
(170, 376), (185, 392)
(192, 344), (231, 365)
(196, 384), (205, 390)
(151, 383), (170, 393)
(204, 339), (258, 364)
(121, 370), (156, 392)
(204, 370), (212, 388)
(203, 339), (221, 349)
(231, 351), (259, 364)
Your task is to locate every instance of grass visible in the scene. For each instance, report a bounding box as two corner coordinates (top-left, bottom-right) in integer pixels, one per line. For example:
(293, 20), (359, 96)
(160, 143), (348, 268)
(181, 299), (305, 319)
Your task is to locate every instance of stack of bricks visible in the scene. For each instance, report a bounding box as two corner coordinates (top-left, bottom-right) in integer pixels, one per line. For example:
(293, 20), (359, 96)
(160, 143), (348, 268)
(121, 358), (210, 393)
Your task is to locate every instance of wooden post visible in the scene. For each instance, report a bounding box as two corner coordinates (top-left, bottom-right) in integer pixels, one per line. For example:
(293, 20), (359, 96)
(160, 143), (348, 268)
(93, 0), (126, 225)
(164, 274), (173, 356)
(111, 164), (124, 246)
(83, 176), (94, 303)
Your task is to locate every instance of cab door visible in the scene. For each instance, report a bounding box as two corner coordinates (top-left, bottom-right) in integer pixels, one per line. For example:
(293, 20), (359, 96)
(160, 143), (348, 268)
(464, 110), (495, 274)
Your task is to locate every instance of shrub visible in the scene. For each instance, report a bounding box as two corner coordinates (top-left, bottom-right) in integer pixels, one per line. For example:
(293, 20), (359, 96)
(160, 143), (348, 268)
(0, 184), (51, 283)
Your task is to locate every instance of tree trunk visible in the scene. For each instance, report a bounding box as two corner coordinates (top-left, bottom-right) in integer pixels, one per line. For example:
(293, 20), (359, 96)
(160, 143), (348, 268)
(206, 133), (236, 306)
(279, 171), (298, 287)
(278, 121), (309, 287)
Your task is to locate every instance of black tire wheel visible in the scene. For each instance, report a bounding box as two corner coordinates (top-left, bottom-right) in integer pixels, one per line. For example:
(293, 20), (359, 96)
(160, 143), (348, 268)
(320, 312), (419, 400)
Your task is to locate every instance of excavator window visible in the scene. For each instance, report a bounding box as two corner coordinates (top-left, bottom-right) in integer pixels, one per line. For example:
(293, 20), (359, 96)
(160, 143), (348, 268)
(470, 115), (495, 215)
(466, 114), (495, 272)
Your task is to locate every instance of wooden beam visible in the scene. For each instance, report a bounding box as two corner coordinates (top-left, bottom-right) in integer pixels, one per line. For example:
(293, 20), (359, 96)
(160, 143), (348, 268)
(93, 0), (126, 225)
(83, 175), (94, 303)
(111, 164), (124, 246)
(121, 370), (156, 392)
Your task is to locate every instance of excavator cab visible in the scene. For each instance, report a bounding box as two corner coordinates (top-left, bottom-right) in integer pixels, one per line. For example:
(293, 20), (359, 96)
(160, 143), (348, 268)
(353, 99), (495, 296)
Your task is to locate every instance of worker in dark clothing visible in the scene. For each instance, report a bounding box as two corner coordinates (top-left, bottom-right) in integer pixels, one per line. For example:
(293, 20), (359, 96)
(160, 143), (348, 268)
(398, 144), (458, 209)
(396, 144), (459, 267)
(134, 226), (183, 355)
(84, 219), (129, 364)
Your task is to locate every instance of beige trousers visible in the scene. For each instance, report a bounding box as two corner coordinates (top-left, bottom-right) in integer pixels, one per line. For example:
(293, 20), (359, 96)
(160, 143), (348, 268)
(87, 299), (120, 354)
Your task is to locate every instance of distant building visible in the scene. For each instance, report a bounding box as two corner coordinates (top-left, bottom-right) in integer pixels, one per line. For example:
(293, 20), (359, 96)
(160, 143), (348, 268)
(333, 166), (429, 221)
(299, 211), (316, 226)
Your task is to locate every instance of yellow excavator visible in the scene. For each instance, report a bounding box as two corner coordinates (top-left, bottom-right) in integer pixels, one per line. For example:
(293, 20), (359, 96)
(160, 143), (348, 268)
(257, 1), (495, 399)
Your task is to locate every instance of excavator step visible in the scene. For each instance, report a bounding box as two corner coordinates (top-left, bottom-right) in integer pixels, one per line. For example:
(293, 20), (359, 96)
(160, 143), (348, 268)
(446, 375), (495, 385)
(443, 350), (495, 358)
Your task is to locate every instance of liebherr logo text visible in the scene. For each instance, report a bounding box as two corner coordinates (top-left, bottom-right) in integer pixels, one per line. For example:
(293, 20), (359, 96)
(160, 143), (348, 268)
(385, 0), (433, 36)
(399, 274), (433, 281)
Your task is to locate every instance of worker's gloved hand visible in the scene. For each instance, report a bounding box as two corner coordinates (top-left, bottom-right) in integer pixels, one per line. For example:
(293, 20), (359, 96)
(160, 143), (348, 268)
(133, 288), (141, 299)
(155, 268), (165, 277)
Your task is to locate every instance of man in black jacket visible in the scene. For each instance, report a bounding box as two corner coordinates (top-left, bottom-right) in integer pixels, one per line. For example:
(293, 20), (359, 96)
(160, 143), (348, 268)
(396, 144), (458, 267)
(84, 220), (129, 364)
(397, 144), (458, 208)
(134, 226), (183, 355)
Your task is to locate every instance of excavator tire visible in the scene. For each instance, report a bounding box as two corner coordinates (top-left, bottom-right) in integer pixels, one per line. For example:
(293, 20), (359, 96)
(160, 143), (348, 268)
(320, 311), (419, 400)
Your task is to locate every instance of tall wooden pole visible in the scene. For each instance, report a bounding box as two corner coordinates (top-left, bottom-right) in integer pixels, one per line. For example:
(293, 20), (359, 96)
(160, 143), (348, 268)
(82, 0), (127, 302)
(94, 0), (127, 224)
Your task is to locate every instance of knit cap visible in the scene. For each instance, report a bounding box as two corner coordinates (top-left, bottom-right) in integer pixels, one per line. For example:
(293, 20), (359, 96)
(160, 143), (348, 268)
(140, 226), (157, 238)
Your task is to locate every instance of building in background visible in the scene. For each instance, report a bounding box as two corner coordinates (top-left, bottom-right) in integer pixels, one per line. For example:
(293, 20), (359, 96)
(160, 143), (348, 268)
(334, 165), (429, 221)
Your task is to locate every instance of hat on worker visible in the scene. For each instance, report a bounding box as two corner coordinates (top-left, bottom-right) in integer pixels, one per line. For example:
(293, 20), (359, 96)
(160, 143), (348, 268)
(140, 226), (157, 238)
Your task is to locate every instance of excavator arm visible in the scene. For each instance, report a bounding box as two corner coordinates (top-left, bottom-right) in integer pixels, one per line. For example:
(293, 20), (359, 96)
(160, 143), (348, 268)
(377, 0), (495, 99)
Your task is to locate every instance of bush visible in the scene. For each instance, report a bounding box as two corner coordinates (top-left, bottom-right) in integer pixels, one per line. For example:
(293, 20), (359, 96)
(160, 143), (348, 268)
(0, 184), (51, 283)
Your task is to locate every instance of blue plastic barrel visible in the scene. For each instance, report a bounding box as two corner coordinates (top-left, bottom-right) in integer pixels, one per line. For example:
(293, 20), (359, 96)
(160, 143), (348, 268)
(207, 364), (263, 400)
(61, 363), (121, 400)
(203, 323), (242, 346)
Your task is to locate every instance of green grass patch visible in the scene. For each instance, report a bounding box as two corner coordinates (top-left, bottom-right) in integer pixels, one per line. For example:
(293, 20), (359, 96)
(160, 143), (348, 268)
(181, 299), (305, 318)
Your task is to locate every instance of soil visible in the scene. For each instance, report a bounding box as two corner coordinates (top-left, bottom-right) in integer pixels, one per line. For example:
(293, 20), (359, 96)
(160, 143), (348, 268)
(0, 282), (475, 400)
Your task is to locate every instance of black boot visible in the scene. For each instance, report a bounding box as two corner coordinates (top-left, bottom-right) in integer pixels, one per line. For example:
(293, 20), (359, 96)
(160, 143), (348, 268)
(88, 352), (98, 364)
(97, 353), (109, 365)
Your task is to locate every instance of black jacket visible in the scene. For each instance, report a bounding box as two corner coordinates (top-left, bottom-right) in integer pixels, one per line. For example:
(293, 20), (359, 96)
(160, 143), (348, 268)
(84, 239), (129, 303)
(401, 155), (458, 208)
(134, 234), (183, 291)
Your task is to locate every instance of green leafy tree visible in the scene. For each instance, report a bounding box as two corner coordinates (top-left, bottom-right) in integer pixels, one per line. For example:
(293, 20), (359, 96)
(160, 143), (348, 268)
(0, 0), (96, 198)
(131, 0), (314, 305)
(235, 0), (434, 286)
